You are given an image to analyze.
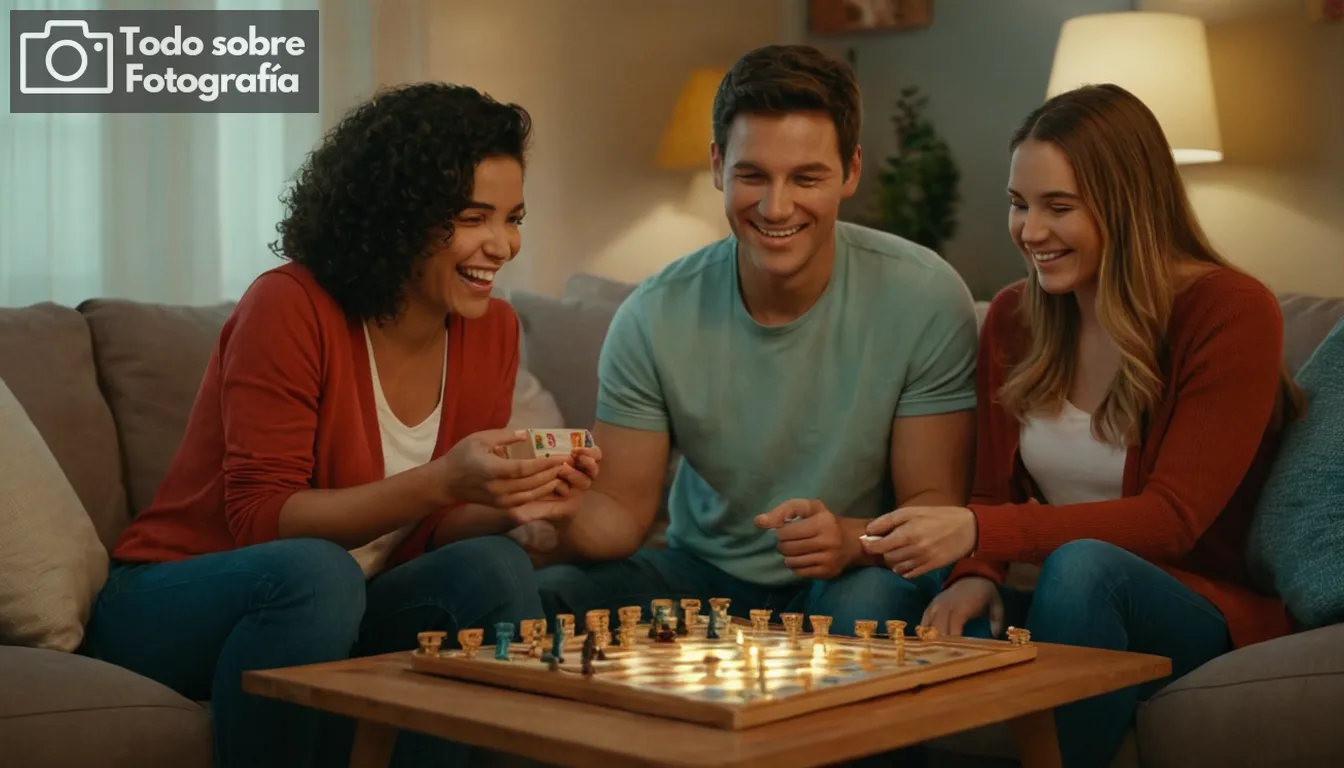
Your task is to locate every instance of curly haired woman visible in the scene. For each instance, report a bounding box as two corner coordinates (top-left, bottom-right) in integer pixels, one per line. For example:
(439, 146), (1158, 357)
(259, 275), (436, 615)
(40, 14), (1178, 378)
(82, 83), (600, 767)
(861, 84), (1304, 767)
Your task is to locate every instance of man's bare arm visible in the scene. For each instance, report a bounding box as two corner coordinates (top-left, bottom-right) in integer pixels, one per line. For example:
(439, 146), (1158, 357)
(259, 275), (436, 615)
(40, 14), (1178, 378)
(890, 410), (976, 507)
(846, 409), (976, 566)
(539, 421), (670, 564)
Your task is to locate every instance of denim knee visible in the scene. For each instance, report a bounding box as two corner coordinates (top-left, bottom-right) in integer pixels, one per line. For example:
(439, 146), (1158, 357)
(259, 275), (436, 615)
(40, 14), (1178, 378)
(251, 538), (367, 634)
(432, 536), (541, 625)
(809, 566), (944, 636)
(1036, 539), (1128, 602)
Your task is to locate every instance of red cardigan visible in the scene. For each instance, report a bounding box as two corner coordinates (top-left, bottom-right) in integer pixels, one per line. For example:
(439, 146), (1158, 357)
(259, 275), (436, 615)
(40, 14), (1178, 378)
(112, 263), (519, 567)
(949, 270), (1293, 648)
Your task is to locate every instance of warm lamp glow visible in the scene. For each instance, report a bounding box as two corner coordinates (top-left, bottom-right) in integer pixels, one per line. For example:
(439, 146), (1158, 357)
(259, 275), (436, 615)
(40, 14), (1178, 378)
(655, 67), (726, 170)
(1046, 12), (1222, 165)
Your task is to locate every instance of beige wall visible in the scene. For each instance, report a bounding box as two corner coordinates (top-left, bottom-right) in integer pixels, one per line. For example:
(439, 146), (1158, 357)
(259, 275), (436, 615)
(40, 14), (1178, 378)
(1143, 0), (1344, 297)
(802, 0), (1134, 300)
(389, 0), (789, 296)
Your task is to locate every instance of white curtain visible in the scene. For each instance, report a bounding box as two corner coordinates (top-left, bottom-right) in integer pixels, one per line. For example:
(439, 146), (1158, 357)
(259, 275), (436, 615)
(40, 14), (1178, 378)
(0, 0), (381, 308)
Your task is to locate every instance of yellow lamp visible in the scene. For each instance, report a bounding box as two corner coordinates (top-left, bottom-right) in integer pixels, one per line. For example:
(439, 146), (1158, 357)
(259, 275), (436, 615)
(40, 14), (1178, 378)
(1046, 12), (1223, 165)
(655, 67), (726, 170)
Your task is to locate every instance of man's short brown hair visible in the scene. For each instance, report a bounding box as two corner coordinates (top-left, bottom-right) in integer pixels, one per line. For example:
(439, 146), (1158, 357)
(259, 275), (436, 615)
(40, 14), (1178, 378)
(712, 45), (862, 174)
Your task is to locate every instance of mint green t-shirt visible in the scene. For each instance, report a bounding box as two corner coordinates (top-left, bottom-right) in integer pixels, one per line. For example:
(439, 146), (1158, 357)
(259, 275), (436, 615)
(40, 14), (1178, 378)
(596, 222), (978, 586)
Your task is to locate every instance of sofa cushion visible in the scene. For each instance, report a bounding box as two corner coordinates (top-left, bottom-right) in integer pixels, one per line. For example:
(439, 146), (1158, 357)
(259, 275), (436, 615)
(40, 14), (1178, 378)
(79, 299), (234, 517)
(1247, 317), (1344, 630)
(1278, 293), (1344, 374)
(565, 272), (638, 304)
(1136, 623), (1344, 767)
(0, 303), (128, 548)
(0, 378), (109, 651)
(509, 289), (625, 430)
(0, 646), (212, 768)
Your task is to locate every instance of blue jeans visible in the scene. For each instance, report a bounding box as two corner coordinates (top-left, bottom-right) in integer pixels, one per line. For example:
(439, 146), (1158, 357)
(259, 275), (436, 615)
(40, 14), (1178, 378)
(962, 540), (1232, 768)
(82, 536), (544, 768)
(535, 546), (950, 639)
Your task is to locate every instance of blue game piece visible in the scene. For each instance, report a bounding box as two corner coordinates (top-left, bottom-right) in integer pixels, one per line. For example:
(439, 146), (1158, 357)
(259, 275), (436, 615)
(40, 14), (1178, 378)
(551, 621), (565, 663)
(706, 608), (719, 639)
(494, 622), (515, 661)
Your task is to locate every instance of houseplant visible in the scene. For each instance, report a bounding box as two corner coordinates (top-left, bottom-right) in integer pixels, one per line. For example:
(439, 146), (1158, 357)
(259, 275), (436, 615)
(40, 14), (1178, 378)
(867, 84), (961, 255)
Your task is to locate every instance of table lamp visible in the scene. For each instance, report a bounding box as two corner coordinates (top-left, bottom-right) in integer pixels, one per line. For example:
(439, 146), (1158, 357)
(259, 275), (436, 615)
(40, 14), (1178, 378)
(655, 67), (726, 170)
(1046, 12), (1223, 165)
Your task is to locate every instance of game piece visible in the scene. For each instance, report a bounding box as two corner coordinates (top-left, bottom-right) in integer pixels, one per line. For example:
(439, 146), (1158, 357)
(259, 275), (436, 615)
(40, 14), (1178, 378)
(650, 599), (672, 638)
(494, 622), (515, 661)
(521, 619), (546, 659)
(656, 617), (677, 643)
(417, 631), (447, 657)
(854, 620), (877, 655)
(410, 611), (1039, 730)
(550, 620), (565, 663)
(915, 624), (940, 641)
(886, 619), (907, 639)
(556, 613), (575, 643)
(675, 602), (690, 637)
(749, 608), (772, 635)
(680, 599), (702, 635)
(709, 597), (731, 630)
(779, 612), (804, 648)
(505, 428), (595, 459)
(706, 608), (720, 640)
(581, 631), (597, 676)
(1007, 626), (1032, 646)
(859, 534), (881, 543)
(457, 628), (483, 659)
(809, 615), (832, 650)
(618, 606), (641, 647)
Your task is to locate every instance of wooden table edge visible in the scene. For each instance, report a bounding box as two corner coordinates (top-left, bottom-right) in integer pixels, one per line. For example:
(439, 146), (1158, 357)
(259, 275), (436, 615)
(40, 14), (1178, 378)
(242, 647), (1172, 768)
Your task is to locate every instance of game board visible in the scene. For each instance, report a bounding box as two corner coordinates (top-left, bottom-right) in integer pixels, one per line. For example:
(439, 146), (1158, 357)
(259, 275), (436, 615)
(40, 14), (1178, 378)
(408, 601), (1036, 729)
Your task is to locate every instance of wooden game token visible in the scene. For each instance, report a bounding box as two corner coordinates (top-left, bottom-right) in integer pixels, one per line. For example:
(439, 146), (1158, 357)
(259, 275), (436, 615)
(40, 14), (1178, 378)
(456, 628), (483, 659)
(779, 613), (804, 647)
(809, 614), (832, 639)
(417, 631), (447, 657)
(886, 620), (907, 640)
(749, 608), (772, 634)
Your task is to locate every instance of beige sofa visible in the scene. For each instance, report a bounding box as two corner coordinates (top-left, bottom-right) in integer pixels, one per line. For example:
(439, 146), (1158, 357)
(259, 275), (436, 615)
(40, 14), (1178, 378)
(0, 276), (1341, 767)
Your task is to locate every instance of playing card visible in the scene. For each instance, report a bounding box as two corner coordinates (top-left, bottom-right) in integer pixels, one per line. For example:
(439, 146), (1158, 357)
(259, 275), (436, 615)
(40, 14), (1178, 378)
(506, 428), (595, 459)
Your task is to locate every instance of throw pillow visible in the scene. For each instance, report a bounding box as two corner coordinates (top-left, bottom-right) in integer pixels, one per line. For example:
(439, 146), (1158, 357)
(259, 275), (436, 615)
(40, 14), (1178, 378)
(0, 376), (109, 651)
(1247, 317), (1344, 630)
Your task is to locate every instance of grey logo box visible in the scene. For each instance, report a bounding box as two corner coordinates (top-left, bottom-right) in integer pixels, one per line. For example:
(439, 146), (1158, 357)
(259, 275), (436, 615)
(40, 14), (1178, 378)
(9, 10), (318, 113)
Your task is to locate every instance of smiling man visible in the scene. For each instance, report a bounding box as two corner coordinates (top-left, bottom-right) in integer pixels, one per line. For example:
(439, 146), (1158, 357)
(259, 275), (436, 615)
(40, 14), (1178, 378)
(530, 45), (979, 635)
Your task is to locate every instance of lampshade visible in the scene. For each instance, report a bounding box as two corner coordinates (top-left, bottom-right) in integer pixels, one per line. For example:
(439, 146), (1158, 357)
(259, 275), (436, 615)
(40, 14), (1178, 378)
(655, 67), (726, 170)
(1046, 12), (1222, 165)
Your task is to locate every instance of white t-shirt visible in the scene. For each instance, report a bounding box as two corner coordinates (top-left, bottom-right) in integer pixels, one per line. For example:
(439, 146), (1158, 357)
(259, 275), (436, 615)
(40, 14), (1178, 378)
(347, 324), (445, 578)
(1012, 400), (1127, 589)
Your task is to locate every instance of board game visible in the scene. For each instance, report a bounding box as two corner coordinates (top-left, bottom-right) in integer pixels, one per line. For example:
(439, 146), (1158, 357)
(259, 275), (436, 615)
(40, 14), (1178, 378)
(408, 599), (1036, 729)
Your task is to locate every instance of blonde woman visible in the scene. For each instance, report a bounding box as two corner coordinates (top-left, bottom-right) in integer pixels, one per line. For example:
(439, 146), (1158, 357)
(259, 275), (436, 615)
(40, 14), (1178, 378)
(862, 84), (1304, 767)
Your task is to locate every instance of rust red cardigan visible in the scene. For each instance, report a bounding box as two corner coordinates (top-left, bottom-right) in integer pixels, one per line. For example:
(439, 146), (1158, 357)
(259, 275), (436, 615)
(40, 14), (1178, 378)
(112, 263), (519, 567)
(949, 270), (1293, 648)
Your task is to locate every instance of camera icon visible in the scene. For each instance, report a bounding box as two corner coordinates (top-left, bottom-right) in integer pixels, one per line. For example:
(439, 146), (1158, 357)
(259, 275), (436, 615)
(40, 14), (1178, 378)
(19, 20), (114, 95)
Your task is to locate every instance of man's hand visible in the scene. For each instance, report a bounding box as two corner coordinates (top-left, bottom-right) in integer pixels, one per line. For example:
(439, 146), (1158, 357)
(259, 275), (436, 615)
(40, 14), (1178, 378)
(506, 493), (583, 527)
(755, 499), (864, 580)
(922, 577), (1004, 637)
(863, 505), (978, 578)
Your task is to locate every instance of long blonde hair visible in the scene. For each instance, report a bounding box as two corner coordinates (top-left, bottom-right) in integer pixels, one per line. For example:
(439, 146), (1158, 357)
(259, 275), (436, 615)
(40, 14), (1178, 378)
(999, 84), (1303, 445)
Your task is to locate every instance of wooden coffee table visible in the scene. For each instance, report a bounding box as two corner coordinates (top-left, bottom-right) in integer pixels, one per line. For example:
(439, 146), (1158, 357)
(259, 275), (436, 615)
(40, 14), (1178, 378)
(243, 641), (1168, 768)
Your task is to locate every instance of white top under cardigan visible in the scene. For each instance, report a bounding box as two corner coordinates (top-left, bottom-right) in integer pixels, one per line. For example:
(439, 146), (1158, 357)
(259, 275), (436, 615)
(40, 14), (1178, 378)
(346, 324), (445, 578)
(1008, 401), (1127, 589)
